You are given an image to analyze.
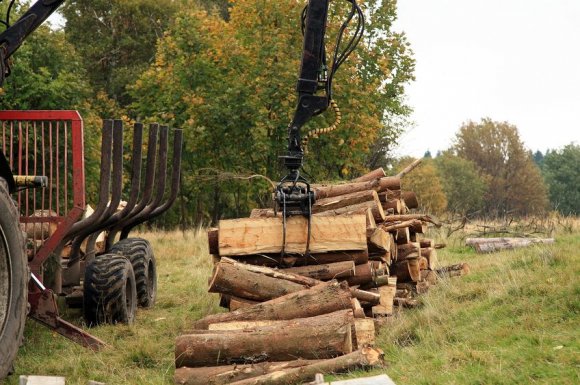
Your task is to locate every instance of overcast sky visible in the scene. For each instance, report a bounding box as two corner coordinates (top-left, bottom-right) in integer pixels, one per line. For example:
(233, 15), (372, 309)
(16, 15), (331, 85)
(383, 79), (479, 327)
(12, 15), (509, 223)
(394, 0), (580, 157)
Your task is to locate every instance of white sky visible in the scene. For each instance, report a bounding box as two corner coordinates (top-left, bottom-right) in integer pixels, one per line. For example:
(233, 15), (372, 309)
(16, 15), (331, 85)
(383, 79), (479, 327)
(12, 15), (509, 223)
(394, 0), (580, 157)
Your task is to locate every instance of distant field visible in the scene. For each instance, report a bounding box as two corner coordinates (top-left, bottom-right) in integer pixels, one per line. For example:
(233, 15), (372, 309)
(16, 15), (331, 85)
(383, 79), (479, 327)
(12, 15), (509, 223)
(7, 219), (580, 385)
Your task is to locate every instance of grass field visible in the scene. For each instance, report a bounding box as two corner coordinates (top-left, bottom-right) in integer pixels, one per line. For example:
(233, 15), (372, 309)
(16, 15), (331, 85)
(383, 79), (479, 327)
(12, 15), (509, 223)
(6, 220), (580, 385)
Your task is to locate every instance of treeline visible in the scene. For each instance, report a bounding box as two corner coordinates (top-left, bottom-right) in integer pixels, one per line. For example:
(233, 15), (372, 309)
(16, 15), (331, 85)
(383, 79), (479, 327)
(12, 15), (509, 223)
(396, 119), (580, 217)
(0, 0), (415, 226)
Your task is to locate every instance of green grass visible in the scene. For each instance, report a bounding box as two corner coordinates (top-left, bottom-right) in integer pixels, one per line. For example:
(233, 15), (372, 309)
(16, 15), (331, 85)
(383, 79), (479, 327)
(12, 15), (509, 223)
(6, 226), (580, 384)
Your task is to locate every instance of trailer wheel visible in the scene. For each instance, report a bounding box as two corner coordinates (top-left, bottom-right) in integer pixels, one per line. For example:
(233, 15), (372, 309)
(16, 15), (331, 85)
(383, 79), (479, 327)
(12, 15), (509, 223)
(83, 253), (137, 326)
(110, 238), (156, 308)
(0, 180), (27, 380)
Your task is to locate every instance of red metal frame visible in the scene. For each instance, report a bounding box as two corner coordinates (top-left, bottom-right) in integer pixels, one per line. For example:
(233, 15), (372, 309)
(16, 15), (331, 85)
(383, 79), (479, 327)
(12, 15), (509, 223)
(0, 110), (85, 278)
(0, 110), (104, 350)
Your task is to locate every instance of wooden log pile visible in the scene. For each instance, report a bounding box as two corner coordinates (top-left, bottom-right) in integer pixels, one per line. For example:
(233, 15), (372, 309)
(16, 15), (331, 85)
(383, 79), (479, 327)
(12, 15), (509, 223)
(175, 166), (469, 385)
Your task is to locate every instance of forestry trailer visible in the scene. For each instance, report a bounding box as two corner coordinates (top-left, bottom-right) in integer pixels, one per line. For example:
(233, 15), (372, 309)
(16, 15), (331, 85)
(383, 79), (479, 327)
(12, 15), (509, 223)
(0, 0), (183, 378)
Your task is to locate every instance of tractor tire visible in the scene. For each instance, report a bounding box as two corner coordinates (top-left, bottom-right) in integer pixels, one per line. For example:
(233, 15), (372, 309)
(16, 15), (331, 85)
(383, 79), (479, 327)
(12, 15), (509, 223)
(110, 238), (157, 308)
(83, 253), (137, 326)
(0, 180), (27, 380)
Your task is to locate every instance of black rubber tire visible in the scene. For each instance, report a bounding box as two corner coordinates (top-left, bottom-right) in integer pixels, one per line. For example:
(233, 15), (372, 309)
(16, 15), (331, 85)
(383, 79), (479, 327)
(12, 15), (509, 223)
(83, 253), (137, 326)
(0, 179), (27, 380)
(110, 238), (157, 308)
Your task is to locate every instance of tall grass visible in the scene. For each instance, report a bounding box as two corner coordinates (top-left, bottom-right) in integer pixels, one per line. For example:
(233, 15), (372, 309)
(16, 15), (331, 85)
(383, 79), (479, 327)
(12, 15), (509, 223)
(6, 221), (580, 384)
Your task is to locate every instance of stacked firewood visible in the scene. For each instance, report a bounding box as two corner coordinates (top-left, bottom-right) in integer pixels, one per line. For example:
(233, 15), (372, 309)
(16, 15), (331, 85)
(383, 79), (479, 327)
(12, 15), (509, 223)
(174, 165), (468, 385)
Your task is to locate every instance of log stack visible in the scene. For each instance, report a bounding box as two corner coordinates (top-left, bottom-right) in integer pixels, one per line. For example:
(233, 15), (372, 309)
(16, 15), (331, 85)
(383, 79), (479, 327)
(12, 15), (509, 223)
(175, 166), (469, 385)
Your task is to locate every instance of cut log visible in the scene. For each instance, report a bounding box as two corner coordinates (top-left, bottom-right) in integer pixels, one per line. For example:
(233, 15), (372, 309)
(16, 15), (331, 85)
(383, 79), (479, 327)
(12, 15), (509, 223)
(381, 199), (402, 214)
(365, 208), (377, 229)
(367, 228), (391, 253)
(219, 215), (367, 256)
(174, 360), (320, 385)
(376, 177), (402, 193)
(349, 288), (380, 306)
(419, 239), (434, 248)
(315, 199), (385, 222)
(393, 297), (419, 308)
(359, 274), (396, 290)
(418, 256), (428, 270)
(351, 298), (366, 319)
(409, 221), (427, 234)
(382, 214), (441, 227)
(313, 190), (378, 214)
(371, 285), (396, 317)
(229, 296), (259, 311)
(284, 261), (355, 280)
(391, 259), (420, 282)
(312, 180), (382, 199)
(226, 347), (384, 385)
(193, 280), (352, 330)
(289, 250), (369, 266)
(352, 318), (375, 349)
(468, 237), (556, 253)
(397, 242), (420, 260)
(207, 228), (219, 255)
(436, 263), (470, 278)
(420, 248), (438, 270)
(208, 258), (317, 301)
(176, 310), (354, 367)
(352, 168), (386, 183)
(401, 191), (419, 209)
(345, 263), (375, 286)
(420, 269), (438, 285)
(396, 158), (423, 178)
(382, 219), (423, 233)
(395, 227), (410, 244)
(249, 208), (279, 218)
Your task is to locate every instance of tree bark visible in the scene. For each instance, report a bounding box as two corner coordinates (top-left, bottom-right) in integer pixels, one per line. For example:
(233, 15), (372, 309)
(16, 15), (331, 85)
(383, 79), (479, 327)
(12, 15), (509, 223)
(420, 269), (438, 285)
(208, 228), (219, 255)
(312, 180), (382, 199)
(352, 168), (386, 183)
(229, 296), (259, 311)
(227, 347), (384, 385)
(314, 199), (385, 222)
(288, 250), (369, 266)
(396, 242), (421, 260)
(177, 311), (354, 367)
(381, 214), (441, 227)
(284, 261), (355, 280)
(381, 199), (402, 214)
(174, 360), (320, 385)
(349, 288), (380, 306)
(218, 215), (367, 256)
(208, 258), (317, 302)
(390, 259), (420, 282)
(193, 280), (352, 330)
(313, 190), (378, 214)
(401, 191), (419, 209)
(345, 263), (375, 286)
(395, 227), (410, 244)
(419, 239), (434, 248)
(436, 263), (470, 278)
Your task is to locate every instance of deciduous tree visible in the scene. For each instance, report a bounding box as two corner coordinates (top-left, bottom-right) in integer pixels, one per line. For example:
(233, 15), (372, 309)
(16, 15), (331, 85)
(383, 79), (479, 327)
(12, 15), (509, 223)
(453, 119), (548, 216)
(542, 143), (580, 215)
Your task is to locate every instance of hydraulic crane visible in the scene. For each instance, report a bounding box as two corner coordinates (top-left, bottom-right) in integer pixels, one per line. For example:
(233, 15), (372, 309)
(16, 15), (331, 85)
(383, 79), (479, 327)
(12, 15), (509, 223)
(275, 0), (364, 218)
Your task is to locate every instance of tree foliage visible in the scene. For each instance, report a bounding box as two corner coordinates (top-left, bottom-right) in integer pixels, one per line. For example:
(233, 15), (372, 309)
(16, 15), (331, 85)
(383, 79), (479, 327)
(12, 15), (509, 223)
(434, 152), (487, 215)
(542, 143), (580, 215)
(393, 157), (447, 215)
(453, 118), (548, 215)
(61, 0), (181, 106)
(131, 0), (415, 223)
